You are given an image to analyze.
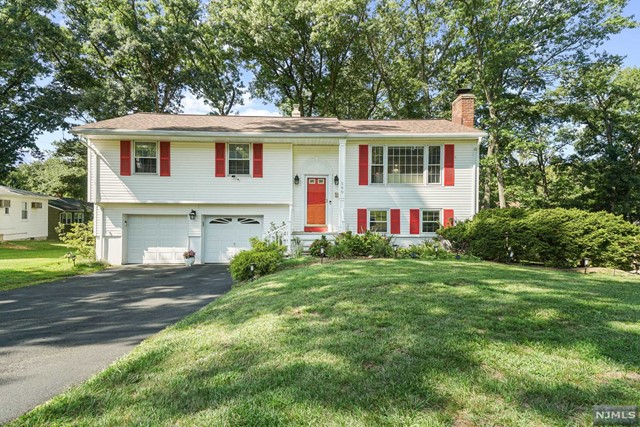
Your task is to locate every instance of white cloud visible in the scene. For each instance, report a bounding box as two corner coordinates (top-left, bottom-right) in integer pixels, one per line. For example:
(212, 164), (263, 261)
(181, 92), (211, 115)
(181, 90), (280, 116)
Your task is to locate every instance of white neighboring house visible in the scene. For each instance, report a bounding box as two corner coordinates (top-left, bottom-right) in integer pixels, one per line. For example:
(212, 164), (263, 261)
(0, 186), (51, 241)
(72, 90), (486, 265)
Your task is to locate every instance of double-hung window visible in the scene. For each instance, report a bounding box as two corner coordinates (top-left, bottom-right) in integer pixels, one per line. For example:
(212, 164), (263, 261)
(60, 212), (72, 224)
(134, 142), (157, 173)
(371, 146), (385, 183)
(228, 143), (250, 175)
(422, 210), (440, 233)
(427, 146), (442, 184)
(73, 212), (84, 223)
(369, 210), (388, 233)
(21, 202), (28, 220)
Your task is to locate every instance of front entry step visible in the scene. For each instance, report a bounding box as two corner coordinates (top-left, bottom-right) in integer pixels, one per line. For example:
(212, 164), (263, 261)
(291, 231), (338, 252)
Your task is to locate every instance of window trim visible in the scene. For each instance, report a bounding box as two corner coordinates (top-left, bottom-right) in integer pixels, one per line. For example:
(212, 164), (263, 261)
(133, 141), (159, 175)
(421, 209), (442, 235)
(21, 201), (28, 220)
(227, 143), (252, 176)
(369, 145), (443, 186)
(368, 209), (390, 234)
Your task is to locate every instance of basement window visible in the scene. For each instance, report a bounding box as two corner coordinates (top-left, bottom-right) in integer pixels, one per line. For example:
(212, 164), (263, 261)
(369, 210), (388, 233)
(422, 210), (440, 233)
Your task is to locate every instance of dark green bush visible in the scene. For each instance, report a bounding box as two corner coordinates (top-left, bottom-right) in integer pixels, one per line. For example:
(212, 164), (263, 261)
(309, 235), (332, 257)
(229, 238), (286, 281)
(327, 242), (351, 259)
(438, 208), (640, 270)
(334, 231), (391, 257)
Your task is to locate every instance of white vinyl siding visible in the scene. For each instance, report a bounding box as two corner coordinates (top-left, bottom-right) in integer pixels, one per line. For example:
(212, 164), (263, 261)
(92, 141), (292, 204)
(346, 140), (478, 240)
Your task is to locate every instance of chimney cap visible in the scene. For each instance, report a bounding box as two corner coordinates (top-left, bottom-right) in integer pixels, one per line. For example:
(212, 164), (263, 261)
(455, 87), (473, 96)
(292, 104), (301, 117)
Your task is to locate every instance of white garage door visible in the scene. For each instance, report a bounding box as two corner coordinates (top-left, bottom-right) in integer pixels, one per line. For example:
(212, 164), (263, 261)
(204, 216), (263, 263)
(127, 215), (188, 264)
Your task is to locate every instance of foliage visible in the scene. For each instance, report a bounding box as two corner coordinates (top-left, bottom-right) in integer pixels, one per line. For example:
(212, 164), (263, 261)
(4, 155), (86, 199)
(56, 221), (95, 260)
(290, 236), (304, 259)
(333, 231), (391, 257)
(439, 208), (640, 270)
(308, 235), (332, 257)
(229, 238), (286, 282)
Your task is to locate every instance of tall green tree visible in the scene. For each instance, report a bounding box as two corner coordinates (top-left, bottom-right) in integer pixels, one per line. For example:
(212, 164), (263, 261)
(558, 59), (640, 221)
(454, 0), (634, 208)
(0, 0), (73, 177)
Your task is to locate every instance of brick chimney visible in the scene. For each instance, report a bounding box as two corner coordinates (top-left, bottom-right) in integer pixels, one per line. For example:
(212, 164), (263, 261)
(451, 88), (475, 127)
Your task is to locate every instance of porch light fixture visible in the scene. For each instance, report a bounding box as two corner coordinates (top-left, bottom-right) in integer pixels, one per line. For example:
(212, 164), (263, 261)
(334, 175), (339, 186)
(392, 244), (399, 258)
(294, 174), (300, 185)
(189, 210), (197, 220)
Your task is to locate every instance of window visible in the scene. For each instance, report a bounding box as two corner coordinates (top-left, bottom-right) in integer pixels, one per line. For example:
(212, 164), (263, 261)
(388, 146), (424, 184)
(427, 146), (442, 184)
(73, 212), (84, 223)
(60, 212), (73, 224)
(31, 202), (43, 209)
(4, 207), (8, 215)
(134, 142), (157, 173)
(21, 202), (28, 220)
(369, 210), (388, 233)
(422, 210), (440, 233)
(228, 143), (250, 175)
(371, 146), (385, 183)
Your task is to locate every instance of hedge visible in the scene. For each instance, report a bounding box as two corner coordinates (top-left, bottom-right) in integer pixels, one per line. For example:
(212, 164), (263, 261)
(229, 238), (286, 281)
(438, 208), (640, 270)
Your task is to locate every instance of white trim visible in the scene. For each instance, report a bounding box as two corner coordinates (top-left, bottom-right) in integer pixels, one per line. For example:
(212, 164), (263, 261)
(420, 208), (442, 235)
(133, 141), (159, 175)
(227, 142), (252, 177)
(72, 129), (487, 139)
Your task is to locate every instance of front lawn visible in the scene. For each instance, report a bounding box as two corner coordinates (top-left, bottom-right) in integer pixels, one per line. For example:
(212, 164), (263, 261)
(12, 260), (640, 426)
(0, 240), (105, 291)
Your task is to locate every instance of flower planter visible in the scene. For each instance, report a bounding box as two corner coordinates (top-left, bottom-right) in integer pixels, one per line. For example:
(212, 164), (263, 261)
(184, 257), (195, 267)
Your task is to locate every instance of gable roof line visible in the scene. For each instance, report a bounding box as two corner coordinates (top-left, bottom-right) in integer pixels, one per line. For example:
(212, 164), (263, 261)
(0, 185), (53, 199)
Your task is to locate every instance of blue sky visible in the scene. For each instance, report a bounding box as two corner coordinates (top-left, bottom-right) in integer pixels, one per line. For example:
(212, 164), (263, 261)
(33, 1), (640, 155)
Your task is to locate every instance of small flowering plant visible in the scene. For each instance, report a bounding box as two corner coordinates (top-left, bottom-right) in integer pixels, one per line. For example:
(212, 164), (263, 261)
(183, 250), (196, 259)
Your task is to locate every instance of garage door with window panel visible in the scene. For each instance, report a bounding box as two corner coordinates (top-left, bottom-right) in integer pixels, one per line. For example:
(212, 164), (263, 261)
(126, 215), (188, 264)
(204, 216), (263, 263)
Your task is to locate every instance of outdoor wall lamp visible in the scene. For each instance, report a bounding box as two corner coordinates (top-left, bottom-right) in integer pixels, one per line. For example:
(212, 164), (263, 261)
(294, 174), (300, 185)
(189, 210), (197, 220)
(334, 175), (339, 186)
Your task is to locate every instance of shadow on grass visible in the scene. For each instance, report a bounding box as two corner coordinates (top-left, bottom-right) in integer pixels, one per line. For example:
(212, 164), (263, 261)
(12, 259), (640, 426)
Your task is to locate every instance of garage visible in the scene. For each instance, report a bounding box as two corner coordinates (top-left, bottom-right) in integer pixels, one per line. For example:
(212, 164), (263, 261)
(126, 215), (188, 264)
(204, 216), (263, 263)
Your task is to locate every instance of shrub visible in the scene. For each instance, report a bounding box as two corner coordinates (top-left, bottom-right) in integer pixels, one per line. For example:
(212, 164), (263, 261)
(309, 235), (332, 257)
(56, 221), (95, 260)
(334, 230), (392, 257)
(327, 242), (351, 259)
(229, 238), (286, 281)
(438, 208), (640, 270)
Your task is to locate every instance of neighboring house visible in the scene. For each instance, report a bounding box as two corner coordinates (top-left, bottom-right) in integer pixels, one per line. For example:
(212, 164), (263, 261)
(48, 198), (93, 239)
(0, 186), (51, 241)
(71, 89), (486, 265)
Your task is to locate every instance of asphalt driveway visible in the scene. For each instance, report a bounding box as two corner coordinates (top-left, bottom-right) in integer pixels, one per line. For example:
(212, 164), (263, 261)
(0, 264), (232, 424)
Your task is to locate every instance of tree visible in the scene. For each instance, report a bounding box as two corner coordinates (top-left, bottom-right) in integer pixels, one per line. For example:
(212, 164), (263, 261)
(209, 0), (370, 117)
(3, 138), (87, 200)
(0, 0), (73, 177)
(453, 0), (634, 208)
(558, 59), (640, 221)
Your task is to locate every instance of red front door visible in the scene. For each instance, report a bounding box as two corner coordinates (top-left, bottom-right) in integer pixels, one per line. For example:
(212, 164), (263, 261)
(306, 177), (327, 232)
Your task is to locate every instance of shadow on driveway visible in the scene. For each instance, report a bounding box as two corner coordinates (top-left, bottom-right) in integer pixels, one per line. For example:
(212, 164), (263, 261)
(0, 264), (231, 423)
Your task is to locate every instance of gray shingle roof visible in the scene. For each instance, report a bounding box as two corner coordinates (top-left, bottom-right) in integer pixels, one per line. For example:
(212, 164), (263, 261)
(49, 198), (93, 212)
(71, 113), (485, 136)
(0, 186), (52, 199)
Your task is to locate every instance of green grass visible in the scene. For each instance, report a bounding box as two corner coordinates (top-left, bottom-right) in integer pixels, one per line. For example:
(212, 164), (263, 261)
(0, 240), (105, 291)
(12, 260), (640, 426)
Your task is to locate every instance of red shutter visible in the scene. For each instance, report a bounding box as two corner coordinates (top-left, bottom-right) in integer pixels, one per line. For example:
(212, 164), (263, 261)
(159, 141), (170, 176)
(357, 209), (367, 234)
(358, 145), (369, 185)
(444, 144), (455, 186)
(215, 143), (225, 177)
(253, 143), (263, 178)
(443, 209), (455, 228)
(390, 209), (400, 234)
(120, 140), (131, 176)
(409, 209), (420, 235)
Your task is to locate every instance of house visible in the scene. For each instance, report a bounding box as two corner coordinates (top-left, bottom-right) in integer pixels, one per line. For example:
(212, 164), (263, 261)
(0, 186), (52, 241)
(71, 89), (486, 264)
(48, 198), (93, 239)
